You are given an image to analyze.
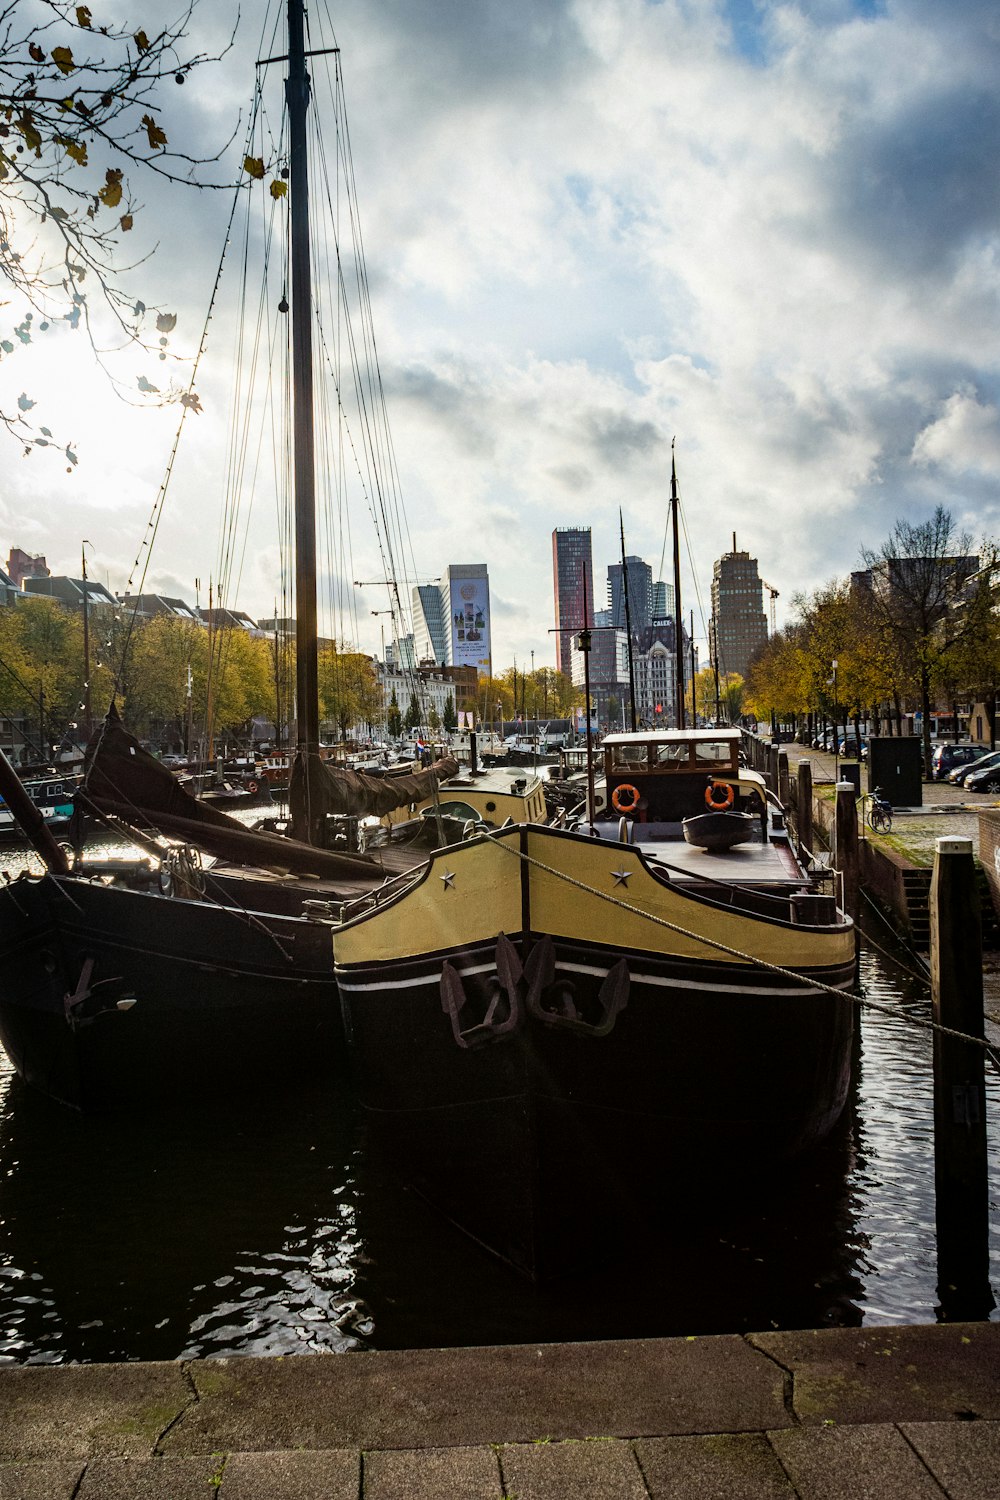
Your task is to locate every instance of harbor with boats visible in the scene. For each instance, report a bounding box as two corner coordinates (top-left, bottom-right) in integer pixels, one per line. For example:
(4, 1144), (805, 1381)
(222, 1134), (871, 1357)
(0, 1), (998, 1493)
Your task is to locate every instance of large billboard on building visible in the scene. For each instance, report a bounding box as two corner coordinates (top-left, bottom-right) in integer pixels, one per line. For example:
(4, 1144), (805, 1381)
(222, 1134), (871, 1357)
(448, 568), (491, 675)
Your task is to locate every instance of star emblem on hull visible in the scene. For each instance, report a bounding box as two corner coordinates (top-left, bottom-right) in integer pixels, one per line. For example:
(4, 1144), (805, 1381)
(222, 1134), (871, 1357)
(611, 868), (632, 886)
(439, 869), (456, 889)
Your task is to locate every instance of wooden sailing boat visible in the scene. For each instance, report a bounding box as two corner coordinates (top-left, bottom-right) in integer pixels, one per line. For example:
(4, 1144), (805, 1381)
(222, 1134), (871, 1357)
(0, 0), (469, 1108)
(332, 454), (857, 1277)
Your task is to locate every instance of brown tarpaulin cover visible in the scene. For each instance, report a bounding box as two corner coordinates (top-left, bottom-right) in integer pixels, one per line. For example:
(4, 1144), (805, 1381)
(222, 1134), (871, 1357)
(289, 749), (460, 821)
(81, 706), (453, 879)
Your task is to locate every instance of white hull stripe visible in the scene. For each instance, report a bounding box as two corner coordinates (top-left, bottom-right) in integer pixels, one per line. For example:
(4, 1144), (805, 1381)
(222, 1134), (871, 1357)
(337, 957), (852, 1000)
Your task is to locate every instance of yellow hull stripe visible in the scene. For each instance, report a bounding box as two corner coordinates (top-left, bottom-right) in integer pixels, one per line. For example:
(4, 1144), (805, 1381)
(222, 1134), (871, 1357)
(334, 827), (854, 974)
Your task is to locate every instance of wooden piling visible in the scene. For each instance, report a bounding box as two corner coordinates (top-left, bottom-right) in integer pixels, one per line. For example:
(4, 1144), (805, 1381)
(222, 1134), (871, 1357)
(930, 835), (993, 1321)
(777, 750), (790, 807)
(796, 759), (813, 862)
(834, 780), (859, 923)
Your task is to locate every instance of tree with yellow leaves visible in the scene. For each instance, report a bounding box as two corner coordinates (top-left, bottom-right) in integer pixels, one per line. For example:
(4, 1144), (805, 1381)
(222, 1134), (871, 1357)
(0, 2), (235, 449)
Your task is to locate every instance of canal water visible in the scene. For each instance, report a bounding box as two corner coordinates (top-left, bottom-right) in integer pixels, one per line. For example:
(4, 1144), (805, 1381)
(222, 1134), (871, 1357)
(0, 884), (997, 1363)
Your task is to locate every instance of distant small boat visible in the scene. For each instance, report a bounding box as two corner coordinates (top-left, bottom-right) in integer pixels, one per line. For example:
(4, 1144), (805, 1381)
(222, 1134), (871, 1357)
(0, 775), (78, 838)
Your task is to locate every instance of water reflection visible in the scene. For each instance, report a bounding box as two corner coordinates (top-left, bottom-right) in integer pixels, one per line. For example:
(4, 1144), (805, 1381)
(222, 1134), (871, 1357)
(0, 935), (996, 1363)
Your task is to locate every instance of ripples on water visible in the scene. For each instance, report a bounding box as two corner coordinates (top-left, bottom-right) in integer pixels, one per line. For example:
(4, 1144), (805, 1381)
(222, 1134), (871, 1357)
(0, 903), (996, 1363)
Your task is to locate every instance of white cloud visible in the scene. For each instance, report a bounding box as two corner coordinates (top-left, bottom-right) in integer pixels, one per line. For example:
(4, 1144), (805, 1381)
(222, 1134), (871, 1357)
(2, 0), (999, 661)
(912, 392), (1000, 476)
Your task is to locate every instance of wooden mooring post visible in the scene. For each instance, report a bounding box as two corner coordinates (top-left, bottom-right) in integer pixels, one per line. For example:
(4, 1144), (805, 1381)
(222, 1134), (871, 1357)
(777, 750), (790, 807)
(796, 758), (813, 862)
(833, 781), (859, 923)
(930, 835), (994, 1322)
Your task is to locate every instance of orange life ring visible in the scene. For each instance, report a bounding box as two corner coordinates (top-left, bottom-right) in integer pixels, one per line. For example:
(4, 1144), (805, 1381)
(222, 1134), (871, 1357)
(611, 782), (640, 813)
(247, 780), (259, 794)
(705, 780), (734, 811)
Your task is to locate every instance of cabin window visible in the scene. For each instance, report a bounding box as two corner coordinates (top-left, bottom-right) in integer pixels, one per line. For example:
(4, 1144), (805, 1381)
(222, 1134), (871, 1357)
(655, 743), (690, 768)
(694, 740), (735, 767)
(610, 744), (649, 771)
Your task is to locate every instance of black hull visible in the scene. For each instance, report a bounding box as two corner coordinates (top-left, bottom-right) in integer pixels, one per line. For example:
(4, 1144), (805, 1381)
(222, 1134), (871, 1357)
(339, 932), (854, 1277)
(0, 874), (340, 1110)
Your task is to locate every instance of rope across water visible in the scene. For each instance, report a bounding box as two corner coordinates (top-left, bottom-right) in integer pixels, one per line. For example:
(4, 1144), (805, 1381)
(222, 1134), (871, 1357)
(488, 831), (1000, 1072)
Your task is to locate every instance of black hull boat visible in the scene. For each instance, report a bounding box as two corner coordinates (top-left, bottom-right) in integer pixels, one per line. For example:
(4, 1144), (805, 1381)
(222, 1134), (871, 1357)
(336, 758), (856, 1278)
(0, 705), (466, 1110)
(0, 872), (343, 1111)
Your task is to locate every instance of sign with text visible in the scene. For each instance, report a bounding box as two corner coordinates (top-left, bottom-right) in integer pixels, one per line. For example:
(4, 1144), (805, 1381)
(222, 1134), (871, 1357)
(449, 575), (491, 674)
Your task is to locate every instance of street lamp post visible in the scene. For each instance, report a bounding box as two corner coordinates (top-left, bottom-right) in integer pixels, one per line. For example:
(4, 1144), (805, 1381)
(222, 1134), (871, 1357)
(832, 658), (839, 784)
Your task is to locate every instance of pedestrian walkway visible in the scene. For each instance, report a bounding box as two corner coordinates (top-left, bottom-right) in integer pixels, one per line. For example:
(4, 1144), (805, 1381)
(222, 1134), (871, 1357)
(1, 1322), (997, 1496)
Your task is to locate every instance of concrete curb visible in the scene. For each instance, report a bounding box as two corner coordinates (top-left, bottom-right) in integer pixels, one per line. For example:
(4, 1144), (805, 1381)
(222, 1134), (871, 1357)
(0, 1323), (997, 1497)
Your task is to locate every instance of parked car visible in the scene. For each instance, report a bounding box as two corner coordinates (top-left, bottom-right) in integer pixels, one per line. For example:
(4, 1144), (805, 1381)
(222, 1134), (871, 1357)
(160, 753), (188, 769)
(963, 756), (1000, 794)
(946, 748), (1000, 786)
(838, 737), (868, 761)
(930, 743), (988, 781)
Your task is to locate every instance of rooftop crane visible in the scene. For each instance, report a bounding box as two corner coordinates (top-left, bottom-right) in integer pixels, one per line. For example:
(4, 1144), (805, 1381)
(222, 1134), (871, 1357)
(761, 579), (780, 634)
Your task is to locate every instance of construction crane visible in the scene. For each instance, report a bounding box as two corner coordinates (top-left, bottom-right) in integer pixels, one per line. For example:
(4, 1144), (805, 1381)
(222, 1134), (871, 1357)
(761, 579), (780, 634)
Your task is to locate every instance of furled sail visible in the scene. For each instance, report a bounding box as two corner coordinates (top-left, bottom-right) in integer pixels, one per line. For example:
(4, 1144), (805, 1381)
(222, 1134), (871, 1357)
(80, 706), (383, 879)
(289, 749), (461, 821)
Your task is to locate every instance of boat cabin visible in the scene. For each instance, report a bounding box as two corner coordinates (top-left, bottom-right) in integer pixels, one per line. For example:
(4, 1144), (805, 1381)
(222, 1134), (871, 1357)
(603, 729), (759, 826)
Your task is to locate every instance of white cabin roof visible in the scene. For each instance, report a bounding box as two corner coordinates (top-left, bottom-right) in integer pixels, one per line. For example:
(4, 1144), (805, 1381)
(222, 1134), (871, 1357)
(602, 728), (740, 747)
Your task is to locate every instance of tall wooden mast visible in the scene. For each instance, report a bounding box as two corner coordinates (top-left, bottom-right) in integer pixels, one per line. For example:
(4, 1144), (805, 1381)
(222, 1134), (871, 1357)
(670, 442), (685, 730)
(287, 0), (319, 766)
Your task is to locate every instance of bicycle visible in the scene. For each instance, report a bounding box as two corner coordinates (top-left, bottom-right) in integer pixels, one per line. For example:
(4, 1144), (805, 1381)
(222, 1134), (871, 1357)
(867, 787), (893, 833)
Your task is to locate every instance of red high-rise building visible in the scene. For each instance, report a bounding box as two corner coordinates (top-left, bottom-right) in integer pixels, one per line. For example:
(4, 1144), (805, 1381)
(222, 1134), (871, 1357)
(552, 528), (593, 679)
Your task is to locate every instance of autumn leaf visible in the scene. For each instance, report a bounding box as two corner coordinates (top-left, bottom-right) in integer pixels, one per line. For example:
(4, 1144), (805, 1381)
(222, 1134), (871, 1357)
(48, 205), (69, 221)
(269, 179), (288, 199)
(99, 167), (123, 206)
(134, 30), (150, 52)
(29, 43), (45, 63)
(180, 391), (203, 414)
(141, 113), (167, 150)
(76, 5), (93, 26)
(66, 445), (78, 465)
(155, 311), (176, 333)
(0, 156), (7, 182)
(58, 135), (88, 166)
(16, 113), (42, 153)
(52, 46), (76, 75)
(137, 375), (159, 393)
(120, 213), (133, 231)
(243, 155), (265, 180)
(17, 394), (35, 411)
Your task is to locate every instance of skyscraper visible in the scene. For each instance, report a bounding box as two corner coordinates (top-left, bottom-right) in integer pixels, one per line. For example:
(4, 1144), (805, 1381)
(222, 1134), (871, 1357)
(551, 528), (593, 679)
(652, 579), (674, 622)
(410, 567), (492, 676)
(443, 564), (492, 677)
(607, 556), (653, 639)
(412, 583), (446, 664)
(709, 541), (768, 680)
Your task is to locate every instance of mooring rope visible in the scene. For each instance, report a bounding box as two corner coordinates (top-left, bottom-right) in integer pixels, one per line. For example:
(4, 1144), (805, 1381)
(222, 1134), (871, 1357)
(488, 832), (1000, 1075)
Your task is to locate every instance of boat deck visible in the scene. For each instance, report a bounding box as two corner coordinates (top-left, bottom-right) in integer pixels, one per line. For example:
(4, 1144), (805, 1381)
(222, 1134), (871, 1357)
(630, 829), (804, 885)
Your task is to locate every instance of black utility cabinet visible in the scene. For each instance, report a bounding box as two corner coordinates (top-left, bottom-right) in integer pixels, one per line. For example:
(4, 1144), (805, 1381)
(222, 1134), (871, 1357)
(868, 735), (923, 807)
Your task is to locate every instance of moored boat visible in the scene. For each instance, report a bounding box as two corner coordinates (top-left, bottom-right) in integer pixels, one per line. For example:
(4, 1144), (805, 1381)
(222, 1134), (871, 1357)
(0, 774), (79, 839)
(334, 726), (856, 1276)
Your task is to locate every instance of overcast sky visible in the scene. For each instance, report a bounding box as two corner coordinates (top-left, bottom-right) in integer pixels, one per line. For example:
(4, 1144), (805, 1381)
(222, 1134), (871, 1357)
(2, 0), (998, 667)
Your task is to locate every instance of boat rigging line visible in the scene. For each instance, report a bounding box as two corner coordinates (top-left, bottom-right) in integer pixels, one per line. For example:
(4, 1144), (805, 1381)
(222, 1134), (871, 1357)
(485, 832), (1000, 1076)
